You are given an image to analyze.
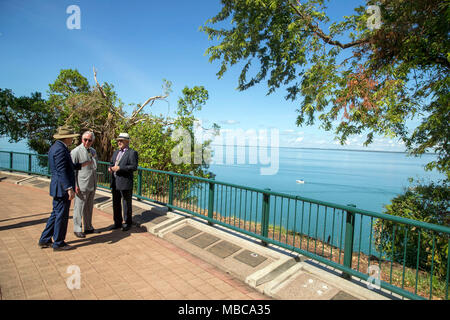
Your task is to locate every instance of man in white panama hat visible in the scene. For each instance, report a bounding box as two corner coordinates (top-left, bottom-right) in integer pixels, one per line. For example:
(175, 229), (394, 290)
(108, 133), (138, 231)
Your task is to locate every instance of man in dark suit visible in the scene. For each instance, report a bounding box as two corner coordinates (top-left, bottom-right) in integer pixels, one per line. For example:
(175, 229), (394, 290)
(108, 133), (138, 231)
(38, 125), (91, 251)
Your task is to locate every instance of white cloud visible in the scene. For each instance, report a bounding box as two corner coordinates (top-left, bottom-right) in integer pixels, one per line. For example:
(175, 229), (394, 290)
(220, 120), (240, 125)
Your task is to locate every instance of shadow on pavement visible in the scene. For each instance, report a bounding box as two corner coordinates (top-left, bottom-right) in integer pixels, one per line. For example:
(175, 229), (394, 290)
(67, 225), (147, 248)
(0, 212), (62, 231)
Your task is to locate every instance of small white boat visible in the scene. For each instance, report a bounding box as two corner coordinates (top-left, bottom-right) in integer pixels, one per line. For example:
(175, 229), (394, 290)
(296, 180), (305, 184)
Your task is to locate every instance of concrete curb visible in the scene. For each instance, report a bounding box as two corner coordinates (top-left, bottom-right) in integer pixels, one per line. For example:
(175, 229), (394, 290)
(299, 262), (390, 300)
(263, 262), (305, 296)
(245, 256), (300, 288)
(15, 175), (38, 185)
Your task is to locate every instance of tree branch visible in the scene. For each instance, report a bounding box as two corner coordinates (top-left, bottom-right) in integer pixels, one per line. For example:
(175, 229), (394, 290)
(130, 94), (169, 120)
(289, 3), (368, 49)
(93, 66), (125, 119)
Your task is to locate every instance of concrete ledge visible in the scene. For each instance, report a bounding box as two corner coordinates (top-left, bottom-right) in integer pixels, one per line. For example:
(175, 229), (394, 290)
(299, 262), (390, 300)
(132, 199), (168, 215)
(143, 216), (187, 234)
(263, 262), (305, 296)
(155, 217), (307, 289)
(262, 260), (390, 300)
(15, 175), (38, 185)
(156, 217), (192, 238)
(246, 256), (300, 288)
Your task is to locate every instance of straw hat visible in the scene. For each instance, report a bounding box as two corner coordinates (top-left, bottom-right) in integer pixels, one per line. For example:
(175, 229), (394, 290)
(53, 125), (79, 140)
(117, 133), (130, 141)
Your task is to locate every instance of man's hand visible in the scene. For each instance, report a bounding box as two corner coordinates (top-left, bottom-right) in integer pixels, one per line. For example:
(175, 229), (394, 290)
(75, 186), (80, 195)
(111, 165), (120, 172)
(82, 160), (93, 167)
(68, 188), (75, 201)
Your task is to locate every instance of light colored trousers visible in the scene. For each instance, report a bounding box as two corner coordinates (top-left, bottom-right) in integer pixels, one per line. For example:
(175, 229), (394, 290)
(73, 189), (96, 232)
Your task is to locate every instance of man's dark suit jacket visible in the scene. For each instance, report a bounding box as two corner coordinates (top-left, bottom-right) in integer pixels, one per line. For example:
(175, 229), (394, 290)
(109, 148), (139, 190)
(49, 140), (81, 198)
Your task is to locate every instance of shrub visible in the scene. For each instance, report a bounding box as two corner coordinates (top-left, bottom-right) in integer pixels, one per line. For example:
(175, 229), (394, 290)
(374, 180), (449, 280)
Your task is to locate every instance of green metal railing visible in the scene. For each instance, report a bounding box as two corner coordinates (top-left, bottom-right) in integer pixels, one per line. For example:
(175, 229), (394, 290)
(1, 150), (449, 300)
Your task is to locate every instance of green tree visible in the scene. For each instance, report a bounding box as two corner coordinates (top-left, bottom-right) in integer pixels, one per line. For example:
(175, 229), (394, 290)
(201, 0), (449, 178)
(2, 69), (219, 178)
(128, 85), (218, 177)
(0, 88), (57, 155)
(126, 86), (219, 202)
(374, 180), (449, 280)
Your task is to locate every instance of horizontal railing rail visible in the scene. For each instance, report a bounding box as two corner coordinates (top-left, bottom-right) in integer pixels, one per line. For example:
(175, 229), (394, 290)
(1, 150), (449, 300)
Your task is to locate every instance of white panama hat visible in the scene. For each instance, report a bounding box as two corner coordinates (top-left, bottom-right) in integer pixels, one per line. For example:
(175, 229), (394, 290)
(117, 133), (130, 140)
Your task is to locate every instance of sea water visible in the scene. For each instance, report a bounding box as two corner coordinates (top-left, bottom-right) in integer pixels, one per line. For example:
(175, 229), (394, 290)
(206, 146), (444, 255)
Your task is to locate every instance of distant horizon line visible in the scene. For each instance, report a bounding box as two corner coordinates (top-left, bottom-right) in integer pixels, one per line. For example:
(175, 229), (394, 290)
(0, 137), (436, 156)
(209, 144), (438, 155)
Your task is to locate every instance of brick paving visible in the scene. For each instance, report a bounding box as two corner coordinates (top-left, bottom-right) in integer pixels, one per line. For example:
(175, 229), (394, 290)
(0, 180), (269, 300)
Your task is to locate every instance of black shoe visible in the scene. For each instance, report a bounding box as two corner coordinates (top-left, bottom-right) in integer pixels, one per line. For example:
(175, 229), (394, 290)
(108, 225), (122, 231)
(74, 232), (86, 238)
(53, 244), (74, 251)
(84, 229), (100, 234)
(38, 241), (53, 249)
(122, 225), (131, 231)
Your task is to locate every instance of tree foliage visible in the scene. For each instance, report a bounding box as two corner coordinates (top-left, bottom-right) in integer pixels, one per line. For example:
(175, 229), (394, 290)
(1, 69), (219, 178)
(374, 180), (449, 279)
(201, 0), (449, 178)
(0, 88), (58, 155)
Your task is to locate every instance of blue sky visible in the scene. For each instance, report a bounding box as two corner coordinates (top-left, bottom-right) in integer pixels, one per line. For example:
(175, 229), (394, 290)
(0, 0), (407, 151)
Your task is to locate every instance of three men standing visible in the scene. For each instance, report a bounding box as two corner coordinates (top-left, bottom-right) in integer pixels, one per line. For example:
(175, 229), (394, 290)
(38, 127), (138, 251)
(108, 133), (138, 231)
(71, 131), (99, 238)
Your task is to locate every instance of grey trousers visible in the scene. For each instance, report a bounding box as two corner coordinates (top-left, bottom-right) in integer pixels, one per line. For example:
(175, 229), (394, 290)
(73, 189), (96, 232)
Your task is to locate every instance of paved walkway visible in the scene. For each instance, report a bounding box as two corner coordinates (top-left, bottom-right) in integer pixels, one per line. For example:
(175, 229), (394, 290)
(0, 180), (269, 300)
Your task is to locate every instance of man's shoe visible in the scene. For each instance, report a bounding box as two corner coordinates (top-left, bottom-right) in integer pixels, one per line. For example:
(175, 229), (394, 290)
(108, 225), (122, 231)
(74, 232), (86, 238)
(84, 229), (100, 234)
(53, 244), (74, 251)
(122, 225), (131, 232)
(38, 241), (53, 249)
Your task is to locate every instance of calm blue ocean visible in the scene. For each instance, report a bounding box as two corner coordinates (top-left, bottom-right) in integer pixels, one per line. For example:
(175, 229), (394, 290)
(208, 145), (443, 214)
(206, 145), (444, 255)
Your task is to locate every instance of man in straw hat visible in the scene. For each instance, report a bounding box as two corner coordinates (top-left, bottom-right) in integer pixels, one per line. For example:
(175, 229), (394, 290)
(38, 125), (92, 251)
(108, 133), (138, 231)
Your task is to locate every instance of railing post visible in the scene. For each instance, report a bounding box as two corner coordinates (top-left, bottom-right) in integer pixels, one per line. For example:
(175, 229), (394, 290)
(342, 204), (356, 280)
(9, 152), (13, 172)
(207, 182), (215, 225)
(168, 175), (174, 211)
(261, 188), (271, 246)
(137, 169), (142, 201)
(28, 154), (32, 174)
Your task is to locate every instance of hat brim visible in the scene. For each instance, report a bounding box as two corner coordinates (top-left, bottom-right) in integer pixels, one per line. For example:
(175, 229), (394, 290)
(54, 133), (79, 139)
(117, 137), (130, 141)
